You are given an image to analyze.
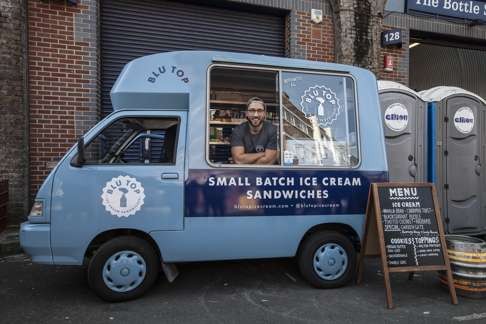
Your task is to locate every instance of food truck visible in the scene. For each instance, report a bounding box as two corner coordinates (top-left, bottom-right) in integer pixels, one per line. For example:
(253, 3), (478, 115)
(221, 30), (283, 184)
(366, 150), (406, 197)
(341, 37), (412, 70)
(20, 51), (388, 301)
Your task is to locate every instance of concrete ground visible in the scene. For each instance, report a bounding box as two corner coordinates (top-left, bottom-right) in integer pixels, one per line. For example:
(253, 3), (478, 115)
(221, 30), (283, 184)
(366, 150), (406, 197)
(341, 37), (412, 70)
(1, 254), (485, 324)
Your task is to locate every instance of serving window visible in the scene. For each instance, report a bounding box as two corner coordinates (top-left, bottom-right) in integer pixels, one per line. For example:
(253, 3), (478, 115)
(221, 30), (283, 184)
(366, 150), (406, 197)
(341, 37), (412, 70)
(208, 66), (359, 168)
(282, 72), (358, 167)
(208, 67), (280, 164)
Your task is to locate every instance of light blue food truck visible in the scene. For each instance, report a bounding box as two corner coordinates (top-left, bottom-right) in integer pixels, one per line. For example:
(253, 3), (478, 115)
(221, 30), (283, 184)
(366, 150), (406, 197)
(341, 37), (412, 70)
(20, 51), (388, 301)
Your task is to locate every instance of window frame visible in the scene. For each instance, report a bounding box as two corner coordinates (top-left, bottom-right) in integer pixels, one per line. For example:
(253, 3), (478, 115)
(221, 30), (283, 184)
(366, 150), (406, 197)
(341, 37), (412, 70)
(206, 63), (362, 169)
(74, 115), (181, 166)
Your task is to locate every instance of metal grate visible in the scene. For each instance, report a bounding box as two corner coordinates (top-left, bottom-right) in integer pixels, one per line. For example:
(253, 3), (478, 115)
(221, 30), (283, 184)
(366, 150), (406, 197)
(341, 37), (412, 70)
(101, 0), (285, 116)
(410, 43), (486, 98)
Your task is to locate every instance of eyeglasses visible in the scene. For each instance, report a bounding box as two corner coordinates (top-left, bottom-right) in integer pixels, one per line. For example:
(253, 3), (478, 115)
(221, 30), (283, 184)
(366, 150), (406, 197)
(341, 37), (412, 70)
(247, 109), (265, 115)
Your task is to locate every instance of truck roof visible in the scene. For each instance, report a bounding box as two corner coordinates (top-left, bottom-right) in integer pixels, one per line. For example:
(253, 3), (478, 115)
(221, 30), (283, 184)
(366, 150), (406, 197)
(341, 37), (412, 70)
(110, 50), (376, 111)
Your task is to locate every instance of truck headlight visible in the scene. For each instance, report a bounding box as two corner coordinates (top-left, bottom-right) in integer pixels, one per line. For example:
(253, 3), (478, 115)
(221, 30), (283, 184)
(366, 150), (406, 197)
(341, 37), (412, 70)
(29, 201), (43, 217)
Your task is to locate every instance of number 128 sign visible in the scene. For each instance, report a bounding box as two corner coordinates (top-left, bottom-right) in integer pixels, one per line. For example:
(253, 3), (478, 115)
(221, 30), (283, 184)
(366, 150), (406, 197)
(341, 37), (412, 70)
(381, 29), (402, 47)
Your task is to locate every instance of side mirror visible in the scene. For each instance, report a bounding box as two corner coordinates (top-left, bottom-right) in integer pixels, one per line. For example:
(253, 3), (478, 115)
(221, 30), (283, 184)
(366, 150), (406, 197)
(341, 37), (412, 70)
(70, 136), (86, 167)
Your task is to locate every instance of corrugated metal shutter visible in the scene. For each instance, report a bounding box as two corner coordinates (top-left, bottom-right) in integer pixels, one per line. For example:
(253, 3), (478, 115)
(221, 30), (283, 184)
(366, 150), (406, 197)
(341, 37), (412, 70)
(101, 0), (286, 116)
(410, 43), (486, 98)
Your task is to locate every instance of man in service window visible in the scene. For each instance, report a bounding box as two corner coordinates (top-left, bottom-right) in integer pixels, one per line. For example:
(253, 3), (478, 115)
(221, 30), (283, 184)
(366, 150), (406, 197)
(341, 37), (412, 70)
(231, 97), (278, 165)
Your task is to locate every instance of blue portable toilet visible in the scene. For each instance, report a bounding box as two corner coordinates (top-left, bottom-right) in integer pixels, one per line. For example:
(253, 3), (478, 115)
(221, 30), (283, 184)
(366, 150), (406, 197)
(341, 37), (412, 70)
(420, 87), (486, 234)
(378, 81), (427, 183)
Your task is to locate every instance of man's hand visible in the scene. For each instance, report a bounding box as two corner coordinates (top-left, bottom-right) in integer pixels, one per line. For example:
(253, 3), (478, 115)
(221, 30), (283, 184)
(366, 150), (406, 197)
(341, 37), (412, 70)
(231, 146), (265, 164)
(255, 149), (278, 165)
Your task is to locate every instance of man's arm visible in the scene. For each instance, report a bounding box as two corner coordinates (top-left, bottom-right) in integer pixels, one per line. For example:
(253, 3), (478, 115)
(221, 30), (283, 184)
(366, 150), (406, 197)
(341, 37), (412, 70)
(254, 123), (278, 164)
(231, 124), (265, 164)
(231, 146), (265, 164)
(255, 149), (278, 164)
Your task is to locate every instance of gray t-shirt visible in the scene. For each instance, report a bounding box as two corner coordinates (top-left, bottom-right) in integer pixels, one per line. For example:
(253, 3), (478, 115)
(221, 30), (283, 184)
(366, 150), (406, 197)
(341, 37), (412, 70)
(231, 121), (278, 153)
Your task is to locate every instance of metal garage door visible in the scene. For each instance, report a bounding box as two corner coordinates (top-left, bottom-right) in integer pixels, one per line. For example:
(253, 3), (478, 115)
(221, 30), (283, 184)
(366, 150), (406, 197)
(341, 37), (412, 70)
(101, 0), (286, 116)
(410, 42), (486, 99)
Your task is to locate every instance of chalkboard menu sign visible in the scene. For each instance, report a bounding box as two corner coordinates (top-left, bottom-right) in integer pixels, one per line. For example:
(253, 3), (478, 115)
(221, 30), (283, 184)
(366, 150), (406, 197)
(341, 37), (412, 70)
(379, 186), (444, 268)
(357, 183), (457, 309)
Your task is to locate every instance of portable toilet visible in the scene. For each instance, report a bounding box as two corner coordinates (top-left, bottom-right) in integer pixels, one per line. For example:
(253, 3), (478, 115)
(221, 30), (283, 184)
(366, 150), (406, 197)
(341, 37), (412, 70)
(378, 81), (427, 182)
(420, 86), (486, 234)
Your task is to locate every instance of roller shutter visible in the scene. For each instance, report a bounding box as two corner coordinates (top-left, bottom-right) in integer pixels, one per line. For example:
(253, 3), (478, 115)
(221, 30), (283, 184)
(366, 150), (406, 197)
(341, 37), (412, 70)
(410, 43), (486, 99)
(101, 0), (286, 116)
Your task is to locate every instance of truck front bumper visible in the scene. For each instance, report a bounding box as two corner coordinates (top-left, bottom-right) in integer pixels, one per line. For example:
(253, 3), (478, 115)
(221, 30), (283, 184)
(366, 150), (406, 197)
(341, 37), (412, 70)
(19, 222), (53, 264)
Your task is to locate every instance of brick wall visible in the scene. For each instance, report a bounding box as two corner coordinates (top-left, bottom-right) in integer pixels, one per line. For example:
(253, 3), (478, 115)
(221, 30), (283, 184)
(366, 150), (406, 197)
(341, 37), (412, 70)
(26, 0), (334, 201)
(0, 0), (29, 224)
(378, 27), (409, 86)
(290, 11), (334, 62)
(28, 0), (99, 197)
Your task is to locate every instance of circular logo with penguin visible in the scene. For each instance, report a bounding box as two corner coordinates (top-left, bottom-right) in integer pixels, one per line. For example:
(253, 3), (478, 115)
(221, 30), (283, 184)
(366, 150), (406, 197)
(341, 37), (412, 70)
(101, 175), (145, 218)
(300, 85), (341, 127)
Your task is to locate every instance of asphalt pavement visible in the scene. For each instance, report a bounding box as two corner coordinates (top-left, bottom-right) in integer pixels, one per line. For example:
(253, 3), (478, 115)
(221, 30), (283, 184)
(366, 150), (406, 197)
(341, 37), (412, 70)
(1, 254), (485, 324)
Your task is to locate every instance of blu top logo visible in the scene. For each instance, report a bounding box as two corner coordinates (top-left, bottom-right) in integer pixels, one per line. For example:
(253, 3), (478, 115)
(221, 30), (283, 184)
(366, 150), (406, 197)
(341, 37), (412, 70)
(147, 65), (189, 84)
(453, 106), (475, 134)
(384, 103), (408, 132)
(300, 85), (341, 127)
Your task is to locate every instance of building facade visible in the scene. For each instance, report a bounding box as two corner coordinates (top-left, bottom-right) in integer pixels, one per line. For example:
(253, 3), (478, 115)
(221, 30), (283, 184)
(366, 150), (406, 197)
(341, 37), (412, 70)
(382, 0), (486, 96)
(1, 0), (486, 224)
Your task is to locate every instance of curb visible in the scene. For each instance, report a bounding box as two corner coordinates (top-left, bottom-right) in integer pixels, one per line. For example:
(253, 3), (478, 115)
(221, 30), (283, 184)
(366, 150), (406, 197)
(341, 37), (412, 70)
(0, 227), (22, 257)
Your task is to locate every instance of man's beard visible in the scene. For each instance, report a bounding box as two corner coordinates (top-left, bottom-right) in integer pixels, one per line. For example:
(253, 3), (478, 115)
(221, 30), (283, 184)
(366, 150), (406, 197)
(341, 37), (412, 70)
(247, 116), (264, 128)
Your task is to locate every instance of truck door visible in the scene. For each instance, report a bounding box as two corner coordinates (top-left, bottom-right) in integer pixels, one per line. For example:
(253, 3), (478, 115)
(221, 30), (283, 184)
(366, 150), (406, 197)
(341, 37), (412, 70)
(50, 112), (186, 263)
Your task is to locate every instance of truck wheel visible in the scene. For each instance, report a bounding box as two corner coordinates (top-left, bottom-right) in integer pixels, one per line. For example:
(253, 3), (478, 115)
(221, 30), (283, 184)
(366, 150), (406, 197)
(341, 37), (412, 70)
(298, 231), (356, 288)
(87, 236), (160, 302)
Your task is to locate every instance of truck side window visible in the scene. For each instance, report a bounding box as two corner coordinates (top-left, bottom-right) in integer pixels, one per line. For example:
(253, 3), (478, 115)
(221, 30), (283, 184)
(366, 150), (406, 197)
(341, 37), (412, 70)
(281, 72), (359, 167)
(208, 66), (359, 168)
(208, 67), (280, 165)
(83, 117), (179, 164)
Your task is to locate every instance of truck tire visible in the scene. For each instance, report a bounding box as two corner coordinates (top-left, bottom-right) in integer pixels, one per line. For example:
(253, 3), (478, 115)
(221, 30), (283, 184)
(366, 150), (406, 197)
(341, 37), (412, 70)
(298, 231), (356, 288)
(87, 236), (160, 302)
